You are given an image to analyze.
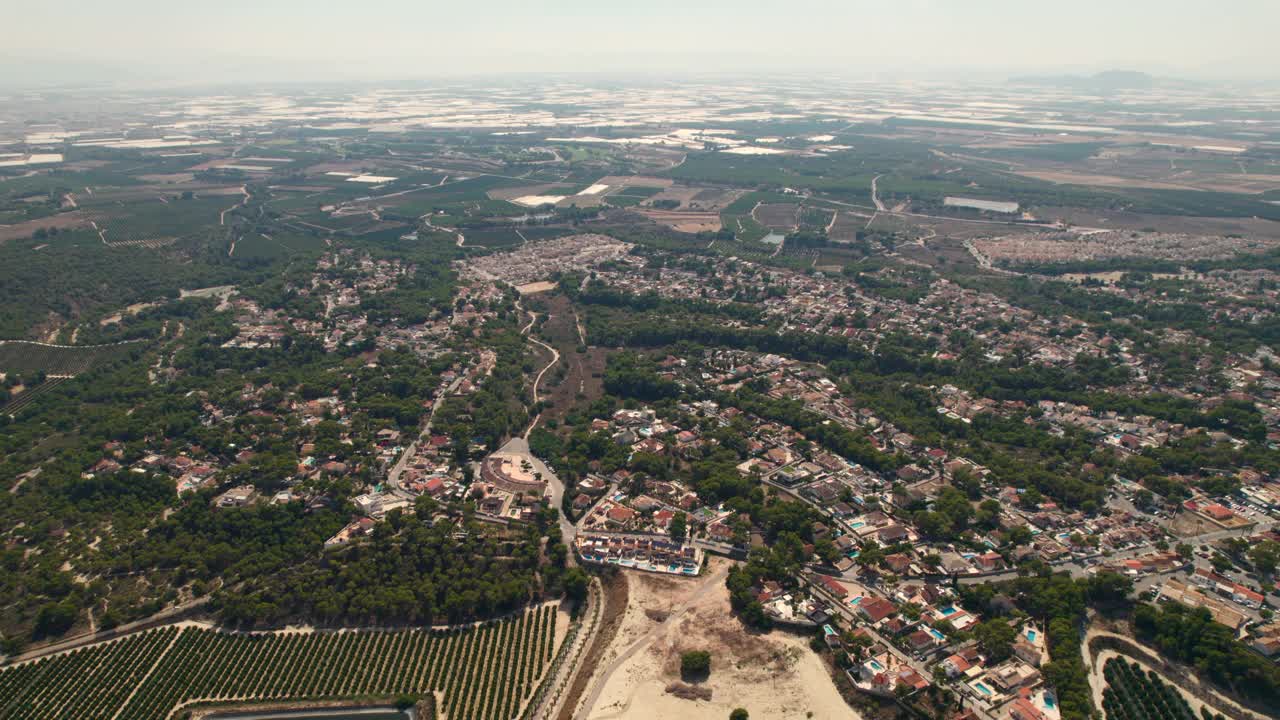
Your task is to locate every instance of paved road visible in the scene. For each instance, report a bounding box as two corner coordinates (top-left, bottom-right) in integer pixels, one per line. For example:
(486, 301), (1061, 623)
(954, 524), (1259, 586)
(500, 436), (576, 545)
(574, 564), (731, 720)
(386, 375), (464, 496)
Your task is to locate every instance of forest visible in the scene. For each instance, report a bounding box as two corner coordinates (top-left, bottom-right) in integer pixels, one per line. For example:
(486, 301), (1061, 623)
(1132, 602), (1280, 707)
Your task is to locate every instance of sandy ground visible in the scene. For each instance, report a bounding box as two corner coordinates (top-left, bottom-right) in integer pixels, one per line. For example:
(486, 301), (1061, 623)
(516, 281), (557, 294)
(636, 209), (721, 233)
(581, 558), (859, 720)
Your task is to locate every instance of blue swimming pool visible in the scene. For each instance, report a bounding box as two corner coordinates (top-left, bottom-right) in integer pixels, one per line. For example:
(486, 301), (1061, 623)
(849, 595), (864, 605)
(1044, 694), (1056, 709)
(939, 605), (959, 616)
(973, 682), (992, 696)
(869, 659), (884, 671)
(1026, 629), (1037, 642)
(927, 627), (946, 641)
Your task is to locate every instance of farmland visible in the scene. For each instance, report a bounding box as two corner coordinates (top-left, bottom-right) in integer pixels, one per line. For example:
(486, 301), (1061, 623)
(0, 604), (561, 720)
(0, 340), (143, 377)
(1101, 658), (1200, 720)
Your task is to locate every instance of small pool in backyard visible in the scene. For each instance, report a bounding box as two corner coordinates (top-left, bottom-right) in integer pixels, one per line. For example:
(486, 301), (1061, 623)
(972, 681), (993, 697)
(938, 605), (959, 616)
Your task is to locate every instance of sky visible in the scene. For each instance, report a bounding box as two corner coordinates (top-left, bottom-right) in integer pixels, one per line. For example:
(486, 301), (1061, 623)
(4, 0), (1279, 87)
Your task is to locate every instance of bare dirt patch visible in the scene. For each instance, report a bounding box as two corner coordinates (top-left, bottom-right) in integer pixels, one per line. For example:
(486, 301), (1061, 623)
(596, 175), (674, 189)
(516, 281), (558, 295)
(581, 558), (858, 720)
(636, 209), (721, 233)
(488, 183), (573, 201)
(558, 573), (630, 720)
(0, 211), (98, 242)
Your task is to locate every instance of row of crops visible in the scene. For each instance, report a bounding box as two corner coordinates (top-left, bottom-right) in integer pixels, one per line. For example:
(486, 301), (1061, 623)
(0, 604), (559, 720)
(1102, 657), (1210, 720)
(0, 340), (141, 377)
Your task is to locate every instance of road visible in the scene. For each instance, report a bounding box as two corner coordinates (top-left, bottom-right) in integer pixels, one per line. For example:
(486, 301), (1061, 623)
(219, 185), (249, 226)
(573, 564), (731, 720)
(870, 174), (886, 212)
(516, 300), (561, 439)
(954, 524), (1259, 586)
(385, 374), (464, 496)
(499, 436), (575, 544)
(530, 579), (605, 720)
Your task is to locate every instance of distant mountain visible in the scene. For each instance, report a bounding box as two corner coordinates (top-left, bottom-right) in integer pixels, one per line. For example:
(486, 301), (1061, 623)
(1008, 70), (1183, 91)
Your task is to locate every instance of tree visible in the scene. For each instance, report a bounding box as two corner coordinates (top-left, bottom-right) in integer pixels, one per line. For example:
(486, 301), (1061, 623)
(33, 601), (78, 639)
(670, 511), (688, 543)
(563, 567), (590, 603)
(681, 650), (712, 678)
(730, 709), (749, 720)
(1249, 540), (1280, 575)
(1006, 525), (1033, 547)
(1085, 571), (1133, 609)
(973, 619), (1016, 662)
(1175, 543), (1194, 561)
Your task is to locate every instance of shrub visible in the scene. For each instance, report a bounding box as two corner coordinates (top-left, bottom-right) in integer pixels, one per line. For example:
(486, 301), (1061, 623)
(681, 650), (711, 677)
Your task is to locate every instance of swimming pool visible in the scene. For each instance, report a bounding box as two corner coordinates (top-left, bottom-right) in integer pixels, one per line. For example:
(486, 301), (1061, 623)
(973, 682), (993, 696)
(939, 605), (958, 616)
(1044, 694), (1056, 709)
(869, 659), (884, 671)
(1026, 629), (1037, 642)
(849, 521), (867, 528)
(927, 627), (946, 641)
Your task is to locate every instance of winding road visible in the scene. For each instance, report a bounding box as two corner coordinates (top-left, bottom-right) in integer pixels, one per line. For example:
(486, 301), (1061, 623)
(516, 300), (561, 439)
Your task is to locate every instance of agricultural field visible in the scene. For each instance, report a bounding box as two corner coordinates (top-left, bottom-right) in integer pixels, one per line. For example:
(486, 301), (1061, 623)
(230, 232), (328, 261)
(0, 604), (561, 720)
(753, 202), (801, 230)
(1101, 658), (1200, 720)
(0, 340), (143, 377)
(91, 197), (229, 247)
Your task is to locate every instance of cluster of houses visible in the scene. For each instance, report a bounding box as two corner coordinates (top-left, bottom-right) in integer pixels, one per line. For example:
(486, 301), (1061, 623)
(574, 533), (701, 575)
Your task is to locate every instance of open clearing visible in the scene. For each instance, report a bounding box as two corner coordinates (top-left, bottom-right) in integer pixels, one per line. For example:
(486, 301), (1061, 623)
(516, 281), (557, 295)
(579, 558), (857, 720)
(636, 209), (721, 233)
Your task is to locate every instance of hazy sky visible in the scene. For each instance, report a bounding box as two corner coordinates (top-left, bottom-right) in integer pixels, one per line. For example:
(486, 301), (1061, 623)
(5, 0), (1279, 86)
